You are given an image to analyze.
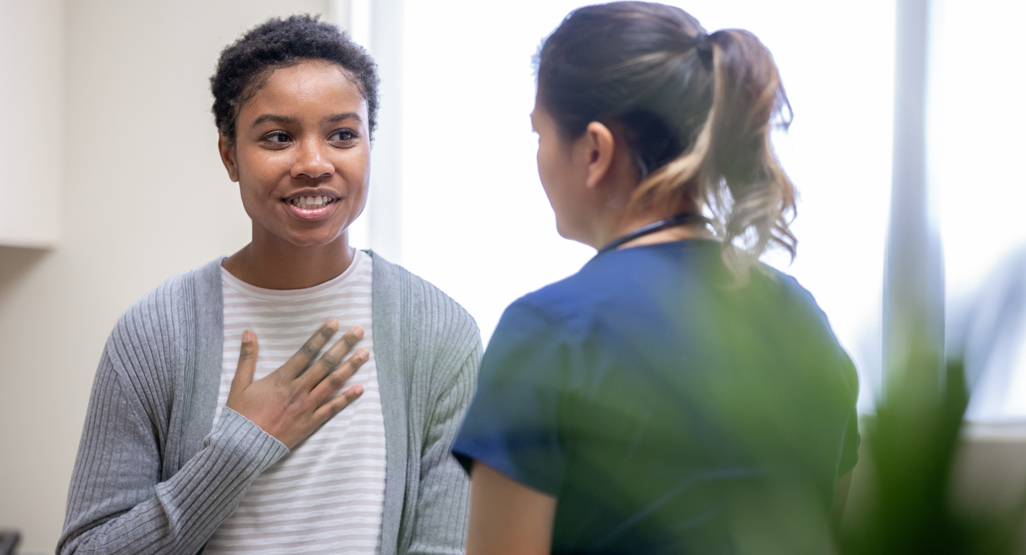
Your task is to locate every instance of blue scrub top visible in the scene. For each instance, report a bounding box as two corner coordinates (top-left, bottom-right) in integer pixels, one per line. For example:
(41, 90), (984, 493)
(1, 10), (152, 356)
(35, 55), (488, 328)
(452, 239), (859, 554)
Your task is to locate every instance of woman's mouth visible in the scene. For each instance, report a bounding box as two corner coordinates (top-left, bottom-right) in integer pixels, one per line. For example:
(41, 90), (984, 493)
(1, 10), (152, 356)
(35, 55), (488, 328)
(285, 195), (338, 220)
(290, 195), (336, 209)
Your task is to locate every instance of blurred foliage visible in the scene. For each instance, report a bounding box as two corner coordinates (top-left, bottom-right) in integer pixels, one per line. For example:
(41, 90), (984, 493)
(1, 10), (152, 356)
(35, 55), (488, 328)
(837, 349), (1026, 554)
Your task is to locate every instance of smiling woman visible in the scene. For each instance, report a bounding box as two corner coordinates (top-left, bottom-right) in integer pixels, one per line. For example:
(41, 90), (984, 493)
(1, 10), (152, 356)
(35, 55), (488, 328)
(58, 15), (481, 555)
(219, 60), (371, 285)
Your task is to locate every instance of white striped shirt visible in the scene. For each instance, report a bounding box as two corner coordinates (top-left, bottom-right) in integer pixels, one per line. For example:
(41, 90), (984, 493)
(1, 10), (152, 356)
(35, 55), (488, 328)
(206, 250), (386, 555)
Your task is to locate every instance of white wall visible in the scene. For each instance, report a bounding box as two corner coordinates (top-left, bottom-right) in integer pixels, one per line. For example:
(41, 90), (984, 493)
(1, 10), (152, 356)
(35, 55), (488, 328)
(0, 1), (330, 551)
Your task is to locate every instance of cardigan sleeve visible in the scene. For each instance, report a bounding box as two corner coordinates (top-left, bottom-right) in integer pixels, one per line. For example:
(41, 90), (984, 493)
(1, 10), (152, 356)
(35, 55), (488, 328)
(58, 345), (288, 555)
(406, 342), (482, 555)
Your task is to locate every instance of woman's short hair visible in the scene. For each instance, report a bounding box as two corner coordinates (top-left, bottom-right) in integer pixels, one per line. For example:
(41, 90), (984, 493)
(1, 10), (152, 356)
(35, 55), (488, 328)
(536, 1), (797, 281)
(211, 14), (379, 144)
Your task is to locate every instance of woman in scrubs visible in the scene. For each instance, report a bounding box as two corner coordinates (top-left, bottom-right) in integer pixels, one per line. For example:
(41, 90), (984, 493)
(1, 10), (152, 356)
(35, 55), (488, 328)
(452, 2), (860, 553)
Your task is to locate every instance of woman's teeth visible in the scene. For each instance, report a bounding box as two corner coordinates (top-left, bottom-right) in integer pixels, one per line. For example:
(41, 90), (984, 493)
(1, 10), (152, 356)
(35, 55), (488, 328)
(290, 196), (334, 209)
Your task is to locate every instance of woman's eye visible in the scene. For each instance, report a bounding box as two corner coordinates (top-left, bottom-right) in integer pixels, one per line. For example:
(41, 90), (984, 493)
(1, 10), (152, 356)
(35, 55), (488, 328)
(264, 132), (291, 144)
(330, 129), (358, 142)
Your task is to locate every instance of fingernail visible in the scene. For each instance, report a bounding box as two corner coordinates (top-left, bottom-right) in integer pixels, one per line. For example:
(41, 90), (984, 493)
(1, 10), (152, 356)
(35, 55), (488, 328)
(243, 330), (253, 342)
(357, 348), (368, 359)
(326, 319), (339, 330)
(350, 326), (364, 337)
(353, 385), (364, 395)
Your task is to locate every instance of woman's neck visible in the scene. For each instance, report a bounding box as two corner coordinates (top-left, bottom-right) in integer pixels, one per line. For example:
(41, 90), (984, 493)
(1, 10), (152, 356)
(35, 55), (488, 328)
(592, 199), (712, 251)
(221, 231), (355, 290)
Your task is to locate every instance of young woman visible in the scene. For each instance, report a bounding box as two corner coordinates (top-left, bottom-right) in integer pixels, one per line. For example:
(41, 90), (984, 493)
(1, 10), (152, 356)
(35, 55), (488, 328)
(59, 16), (481, 555)
(451, 2), (860, 554)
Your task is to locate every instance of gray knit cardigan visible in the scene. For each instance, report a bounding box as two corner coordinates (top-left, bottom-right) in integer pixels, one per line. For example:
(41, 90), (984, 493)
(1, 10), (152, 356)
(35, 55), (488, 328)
(59, 252), (482, 555)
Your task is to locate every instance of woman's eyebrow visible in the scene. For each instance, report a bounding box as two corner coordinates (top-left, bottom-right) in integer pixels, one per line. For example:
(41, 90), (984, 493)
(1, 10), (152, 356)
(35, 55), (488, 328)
(324, 112), (362, 124)
(250, 113), (362, 127)
(251, 114), (295, 127)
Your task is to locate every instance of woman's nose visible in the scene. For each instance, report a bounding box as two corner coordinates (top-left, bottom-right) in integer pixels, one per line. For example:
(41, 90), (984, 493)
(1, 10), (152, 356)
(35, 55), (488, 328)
(291, 139), (334, 179)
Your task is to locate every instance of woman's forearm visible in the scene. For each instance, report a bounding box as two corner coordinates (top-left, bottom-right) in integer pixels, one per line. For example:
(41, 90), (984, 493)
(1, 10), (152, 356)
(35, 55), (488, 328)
(59, 353), (286, 555)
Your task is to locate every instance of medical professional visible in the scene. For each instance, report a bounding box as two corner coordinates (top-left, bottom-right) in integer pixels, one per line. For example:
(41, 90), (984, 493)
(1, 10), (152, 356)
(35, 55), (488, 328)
(452, 3), (860, 553)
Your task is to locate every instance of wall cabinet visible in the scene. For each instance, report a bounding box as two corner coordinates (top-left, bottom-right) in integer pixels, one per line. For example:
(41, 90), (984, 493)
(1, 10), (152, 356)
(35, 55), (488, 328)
(0, 0), (64, 248)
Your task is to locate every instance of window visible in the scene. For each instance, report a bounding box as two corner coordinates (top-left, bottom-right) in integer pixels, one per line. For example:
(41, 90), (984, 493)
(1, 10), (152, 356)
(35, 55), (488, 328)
(933, 0), (1026, 420)
(390, 1), (895, 413)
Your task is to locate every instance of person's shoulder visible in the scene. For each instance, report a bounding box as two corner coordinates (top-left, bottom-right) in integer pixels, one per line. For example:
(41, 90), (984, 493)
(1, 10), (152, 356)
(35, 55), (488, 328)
(105, 257), (222, 372)
(515, 276), (586, 318)
(751, 263), (832, 329)
(508, 247), (657, 326)
(751, 263), (854, 371)
(367, 250), (480, 344)
(123, 255), (219, 311)
(115, 258), (222, 335)
(494, 269), (599, 346)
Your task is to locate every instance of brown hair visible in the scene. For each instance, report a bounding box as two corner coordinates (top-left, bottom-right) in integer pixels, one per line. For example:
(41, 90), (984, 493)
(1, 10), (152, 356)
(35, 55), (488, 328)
(536, 1), (796, 281)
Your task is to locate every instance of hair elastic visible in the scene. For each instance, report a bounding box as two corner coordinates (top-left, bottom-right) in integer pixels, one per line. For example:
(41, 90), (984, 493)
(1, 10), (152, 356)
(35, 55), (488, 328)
(694, 33), (713, 66)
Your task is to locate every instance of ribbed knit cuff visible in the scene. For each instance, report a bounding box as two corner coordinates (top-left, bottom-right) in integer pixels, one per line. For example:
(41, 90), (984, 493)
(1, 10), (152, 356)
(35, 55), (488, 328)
(207, 407), (289, 472)
(157, 408), (289, 537)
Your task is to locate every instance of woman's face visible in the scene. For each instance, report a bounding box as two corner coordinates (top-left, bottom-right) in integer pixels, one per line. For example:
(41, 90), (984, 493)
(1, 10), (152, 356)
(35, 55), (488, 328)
(219, 60), (370, 250)
(531, 96), (591, 243)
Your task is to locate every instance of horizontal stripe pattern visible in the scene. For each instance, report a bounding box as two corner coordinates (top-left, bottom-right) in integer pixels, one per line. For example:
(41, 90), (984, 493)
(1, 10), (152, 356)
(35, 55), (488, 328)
(206, 251), (386, 555)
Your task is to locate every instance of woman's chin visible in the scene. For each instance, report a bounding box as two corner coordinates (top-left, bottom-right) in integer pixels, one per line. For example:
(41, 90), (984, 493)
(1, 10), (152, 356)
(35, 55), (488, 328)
(289, 232), (349, 249)
(554, 220), (585, 245)
(257, 225), (349, 251)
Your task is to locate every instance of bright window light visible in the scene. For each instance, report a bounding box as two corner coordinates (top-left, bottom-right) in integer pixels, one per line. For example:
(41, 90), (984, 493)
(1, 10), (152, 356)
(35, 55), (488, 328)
(933, 0), (1026, 420)
(400, 0), (896, 414)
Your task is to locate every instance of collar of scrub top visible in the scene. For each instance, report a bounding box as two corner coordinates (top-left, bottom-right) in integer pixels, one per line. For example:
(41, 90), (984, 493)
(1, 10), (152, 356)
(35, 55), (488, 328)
(594, 212), (715, 257)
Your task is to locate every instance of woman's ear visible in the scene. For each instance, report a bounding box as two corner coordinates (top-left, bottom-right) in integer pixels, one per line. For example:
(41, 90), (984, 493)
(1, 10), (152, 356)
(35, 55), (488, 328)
(218, 132), (240, 183)
(581, 121), (616, 189)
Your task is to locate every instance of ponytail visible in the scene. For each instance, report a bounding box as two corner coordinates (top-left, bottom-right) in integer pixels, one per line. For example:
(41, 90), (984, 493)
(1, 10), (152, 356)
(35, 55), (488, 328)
(537, 2), (797, 284)
(708, 29), (797, 281)
(631, 28), (796, 284)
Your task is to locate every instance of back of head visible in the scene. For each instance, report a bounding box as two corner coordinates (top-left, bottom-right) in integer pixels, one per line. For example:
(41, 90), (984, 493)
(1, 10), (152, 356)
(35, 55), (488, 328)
(536, 1), (797, 281)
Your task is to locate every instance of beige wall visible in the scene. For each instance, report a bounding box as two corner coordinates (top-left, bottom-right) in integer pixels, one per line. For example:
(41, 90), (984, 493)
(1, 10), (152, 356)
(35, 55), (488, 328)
(0, 1), (331, 551)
